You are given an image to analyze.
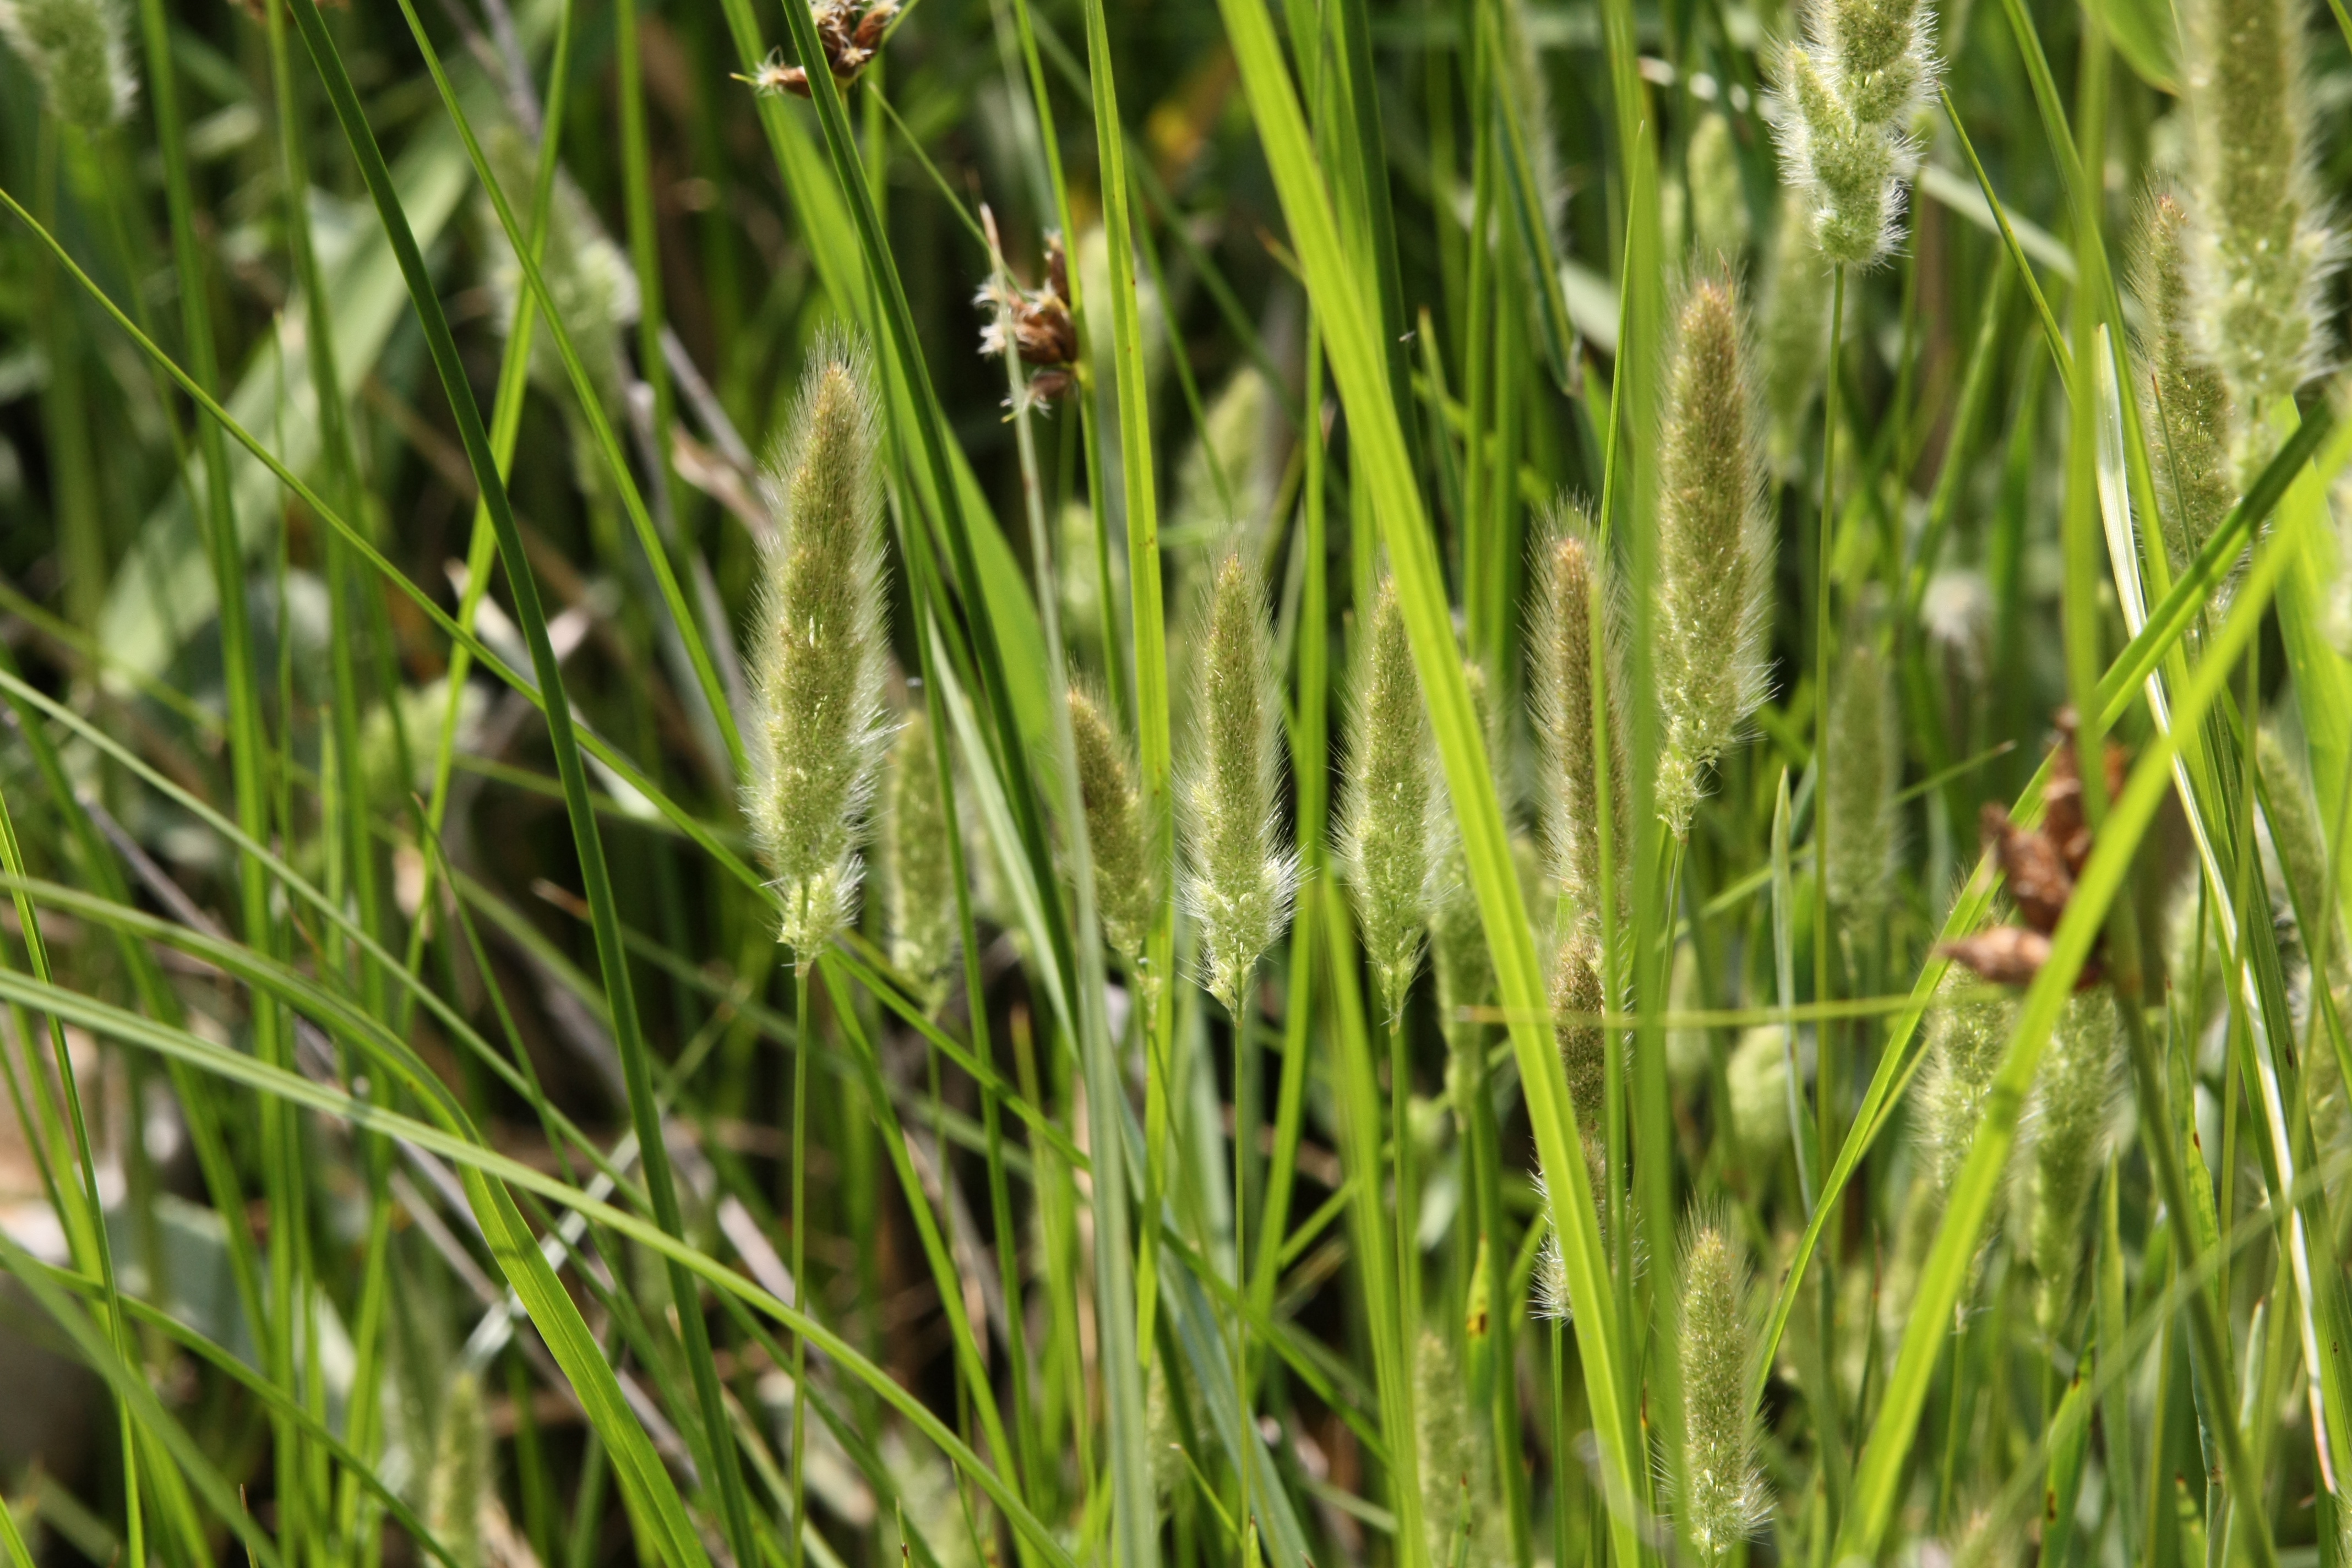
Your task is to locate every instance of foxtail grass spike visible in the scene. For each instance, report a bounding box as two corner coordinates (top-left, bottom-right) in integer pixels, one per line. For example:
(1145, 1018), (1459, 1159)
(884, 709), (956, 1008)
(1182, 552), (1296, 1014)
(1770, 0), (1937, 268)
(1825, 622), (1897, 922)
(1656, 275), (1774, 835)
(1917, 968), (2014, 1204)
(1531, 512), (1628, 944)
(1679, 1221), (1766, 1562)
(1689, 112), (1752, 263)
(1341, 578), (1438, 1021)
(2184, 0), (2335, 451)
(1431, 665), (1494, 1031)
(745, 337), (891, 960)
(2133, 189), (2238, 569)
(2024, 987), (2121, 1331)
(427, 1372), (488, 1568)
(1069, 683), (1156, 974)
(0, 0), (133, 130)
(1762, 186), (1835, 471)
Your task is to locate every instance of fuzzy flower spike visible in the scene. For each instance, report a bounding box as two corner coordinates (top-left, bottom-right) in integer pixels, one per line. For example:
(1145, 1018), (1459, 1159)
(1341, 578), (1439, 1022)
(1531, 507), (1628, 943)
(746, 338), (892, 959)
(1678, 1219), (1768, 1560)
(0, 0), (136, 130)
(1655, 274), (1774, 836)
(1770, 0), (1938, 268)
(2133, 189), (2237, 570)
(1183, 551), (1298, 1015)
(2183, 0), (2334, 466)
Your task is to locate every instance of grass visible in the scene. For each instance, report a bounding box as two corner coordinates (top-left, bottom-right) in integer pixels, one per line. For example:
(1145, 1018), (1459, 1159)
(3, 0), (2352, 1562)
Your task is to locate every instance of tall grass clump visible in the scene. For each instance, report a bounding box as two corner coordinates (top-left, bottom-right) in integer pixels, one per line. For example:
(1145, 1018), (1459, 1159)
(13, 0), (2352, 1565)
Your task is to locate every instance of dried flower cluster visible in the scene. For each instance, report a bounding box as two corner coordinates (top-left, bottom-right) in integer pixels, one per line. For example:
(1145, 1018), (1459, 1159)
(977, 233), (1079, 409)
(741, 0), (897, 98)
(1941, 711), (2124, 987)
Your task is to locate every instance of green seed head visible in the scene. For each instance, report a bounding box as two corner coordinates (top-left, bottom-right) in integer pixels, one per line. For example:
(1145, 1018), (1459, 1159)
(1770, 0), (1935, 269)
(1431, 665), (1495, 1031)
(1826, 623), (1898, 921)
(427, 1371), (487, 1568)
(1551, 931), (1608, 1137)
(1182, 552), (1297, 1013)
(884, 709), (957, 1008)
(1656, 275), (1774, 835)
(1531, 513), (1630, 946)
(1069, 683), (1156, 971)
(0, 0), (133, 130)
(1761, 185), (1837, 472)
(2132, 188), (2238, 570)
(1689, 112), (1754, 263)
(2183, 0), (2335, 442)
(1918, 967), (2013, 1201)
(2024, 987), (2121, 1331)
(1678, 1221), (1767, 1562)
(1341, 579), (1438, 1021)
(1415, 1331), (1483, 1568)
(1725, 1024), (1793, 1177)
(746, 339), (891, 959)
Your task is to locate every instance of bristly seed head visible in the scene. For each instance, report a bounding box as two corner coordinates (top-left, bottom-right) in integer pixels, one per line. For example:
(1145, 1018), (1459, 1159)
(0, 0), (136, 130)
(1826, 617), (1898, 922)
(427, 1371), (487, 1568)
(884, 709), (957, 1010)
(1531, 511), (1629, 946)
(1656, 275), (1774, 836)
(745, 336), (892, 960)
(1342, 578), (1439, 1021)
(1068, 684), (1156, 973)
(2133, 189), (2238, 571)
(2182, 0), (2335, 453)
(1767, 0), (1937, 268)
(1181, 552), (1297, 1014)
(1678, 1221), (1767, 1561)
(2023, 987), (2121, 1332)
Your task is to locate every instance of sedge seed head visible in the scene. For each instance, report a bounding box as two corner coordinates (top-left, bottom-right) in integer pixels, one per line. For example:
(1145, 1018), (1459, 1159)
(1182, 552), (1297, 1014)
(2023, 987), (2121, 1331)
(1656, 275), (1774, 835)
(746, 337), (892, 959)
(1825, 622), (1898, 921)
(1531, 513), (1631, 946)
(1068, 683), (1156, 970)
(2133, 189), (2239, 569)
(1678, 1221), (1767, 1562)
(1341, 579), (1439, 1022)
(2183, 0), (2337, 439)
(884, 709), (957, 1008)
(0, 0), (134, 130)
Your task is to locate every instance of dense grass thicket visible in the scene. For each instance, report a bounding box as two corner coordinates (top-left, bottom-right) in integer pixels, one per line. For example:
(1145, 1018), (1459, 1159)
(3, 0), (2352, 1561)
